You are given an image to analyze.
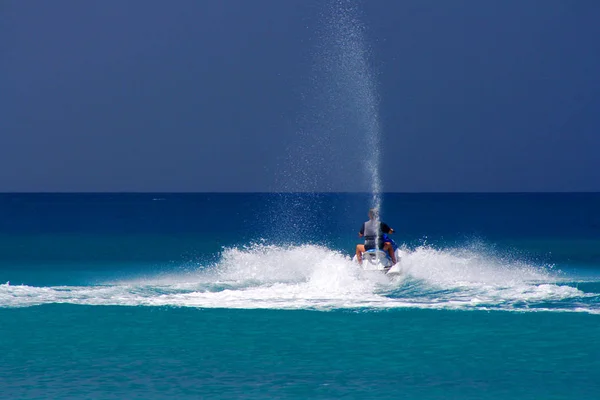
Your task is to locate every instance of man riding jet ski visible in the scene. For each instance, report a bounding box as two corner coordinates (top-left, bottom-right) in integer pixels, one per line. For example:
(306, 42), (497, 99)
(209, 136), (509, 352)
(354, 208), (401, 273)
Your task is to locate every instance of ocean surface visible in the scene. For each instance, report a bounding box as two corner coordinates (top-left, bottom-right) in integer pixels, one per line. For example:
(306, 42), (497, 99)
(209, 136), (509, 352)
(1, 193), (599, 399)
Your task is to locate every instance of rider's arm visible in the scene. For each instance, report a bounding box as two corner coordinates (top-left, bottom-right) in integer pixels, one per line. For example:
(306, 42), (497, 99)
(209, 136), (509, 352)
(381, 223), (394, 234)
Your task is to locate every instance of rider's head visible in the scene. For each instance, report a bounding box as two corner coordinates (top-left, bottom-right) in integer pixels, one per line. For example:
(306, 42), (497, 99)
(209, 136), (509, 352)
(368, 208), (379, 220)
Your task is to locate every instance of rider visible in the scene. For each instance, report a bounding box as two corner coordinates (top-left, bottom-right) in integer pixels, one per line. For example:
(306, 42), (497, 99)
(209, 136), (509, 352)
(356, 208), (397, 265)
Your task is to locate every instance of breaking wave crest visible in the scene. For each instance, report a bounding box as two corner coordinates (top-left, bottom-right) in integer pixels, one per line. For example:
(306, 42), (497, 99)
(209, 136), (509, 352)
(1, 244), (598, 313)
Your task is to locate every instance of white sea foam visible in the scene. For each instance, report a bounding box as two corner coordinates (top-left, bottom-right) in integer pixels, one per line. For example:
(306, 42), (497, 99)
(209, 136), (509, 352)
(0, 244), (598, 313)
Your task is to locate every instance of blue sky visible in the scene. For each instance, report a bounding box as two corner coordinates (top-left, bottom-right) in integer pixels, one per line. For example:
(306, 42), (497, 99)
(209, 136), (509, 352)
(2, 0), (599, 192)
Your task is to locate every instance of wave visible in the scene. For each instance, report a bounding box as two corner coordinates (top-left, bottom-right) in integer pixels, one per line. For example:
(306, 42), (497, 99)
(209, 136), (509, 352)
(1, 244), (598, 313)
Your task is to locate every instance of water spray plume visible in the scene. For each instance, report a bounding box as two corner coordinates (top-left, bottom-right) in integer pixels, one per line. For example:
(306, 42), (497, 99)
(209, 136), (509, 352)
(325, 0), (382, 208)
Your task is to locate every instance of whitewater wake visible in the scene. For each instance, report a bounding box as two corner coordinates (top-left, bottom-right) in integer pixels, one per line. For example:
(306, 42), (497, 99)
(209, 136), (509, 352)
(1, 244), (598, 314)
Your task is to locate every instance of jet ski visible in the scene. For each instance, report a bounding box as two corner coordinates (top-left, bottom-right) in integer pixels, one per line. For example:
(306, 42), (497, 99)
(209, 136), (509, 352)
(353, 235), (404, 275)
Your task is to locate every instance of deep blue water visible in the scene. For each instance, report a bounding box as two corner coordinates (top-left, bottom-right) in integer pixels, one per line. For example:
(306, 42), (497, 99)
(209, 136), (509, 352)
(1, 193), (599, 399)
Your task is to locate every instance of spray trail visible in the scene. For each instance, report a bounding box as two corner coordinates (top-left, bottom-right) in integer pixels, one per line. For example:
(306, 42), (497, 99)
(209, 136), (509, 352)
(321, 0), (382, 206)
(273, 1), (382, 242)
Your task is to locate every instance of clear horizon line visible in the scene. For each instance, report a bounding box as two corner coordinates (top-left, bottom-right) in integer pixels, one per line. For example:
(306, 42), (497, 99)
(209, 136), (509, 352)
(0, 191), (599, 195)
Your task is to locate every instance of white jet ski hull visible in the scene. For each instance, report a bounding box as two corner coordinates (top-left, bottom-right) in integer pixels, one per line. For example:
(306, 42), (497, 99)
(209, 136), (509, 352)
(353, 249), (404, 275)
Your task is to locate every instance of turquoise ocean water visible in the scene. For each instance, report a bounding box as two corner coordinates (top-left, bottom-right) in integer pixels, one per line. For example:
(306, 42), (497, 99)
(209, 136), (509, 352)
(1, 193), (599, 399)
